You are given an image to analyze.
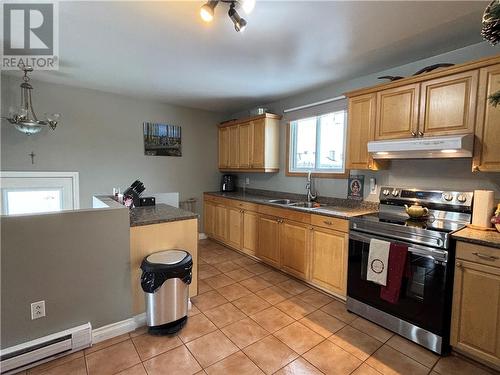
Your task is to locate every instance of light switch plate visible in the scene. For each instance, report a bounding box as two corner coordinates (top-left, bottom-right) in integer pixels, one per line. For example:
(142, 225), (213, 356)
(31, 300), (46, 320)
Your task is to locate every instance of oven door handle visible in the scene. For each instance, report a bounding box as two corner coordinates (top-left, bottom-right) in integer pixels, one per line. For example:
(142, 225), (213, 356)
(349, 231), (448, 262)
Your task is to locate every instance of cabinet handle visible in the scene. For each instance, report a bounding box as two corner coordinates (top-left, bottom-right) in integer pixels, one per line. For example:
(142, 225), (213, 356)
(309, 226), (314, 230)
(411, 131), (417, 137)
(456, 262), (462, 268)
(472, 165), (479, 172)
(418, 131), (424, 137)
(472, 252), (499, 261)
(367, 162), (372, 170)
(323, 220), (333, 225)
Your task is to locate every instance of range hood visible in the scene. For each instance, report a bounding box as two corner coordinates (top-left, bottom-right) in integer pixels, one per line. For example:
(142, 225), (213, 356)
(368, 134), (474, 159)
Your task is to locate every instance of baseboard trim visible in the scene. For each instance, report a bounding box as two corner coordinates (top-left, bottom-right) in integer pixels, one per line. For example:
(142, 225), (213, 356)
(198, 233), (207, 240)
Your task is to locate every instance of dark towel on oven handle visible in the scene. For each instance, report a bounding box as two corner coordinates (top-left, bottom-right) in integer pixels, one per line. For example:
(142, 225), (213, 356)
(380, 243), (408, 304)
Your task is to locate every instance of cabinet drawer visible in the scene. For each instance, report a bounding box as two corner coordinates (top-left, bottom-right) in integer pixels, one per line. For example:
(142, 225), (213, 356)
(311, 215), (349, 232)
(258, 205), (311, 224)
(456, 241), (500, 268)
(228, 200), (258, 212)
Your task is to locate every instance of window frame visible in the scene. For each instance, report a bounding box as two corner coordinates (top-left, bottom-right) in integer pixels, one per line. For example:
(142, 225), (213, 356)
(285, 111), (349, 179)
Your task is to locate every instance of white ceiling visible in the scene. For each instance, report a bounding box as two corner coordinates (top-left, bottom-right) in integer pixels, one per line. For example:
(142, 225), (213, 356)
(21, 1), (487, 112)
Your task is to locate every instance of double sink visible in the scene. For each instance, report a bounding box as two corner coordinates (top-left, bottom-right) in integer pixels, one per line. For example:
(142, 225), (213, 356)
(267, 199), (331, 210)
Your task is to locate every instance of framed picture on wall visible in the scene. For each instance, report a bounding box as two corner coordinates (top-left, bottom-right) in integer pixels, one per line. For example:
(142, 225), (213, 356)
(348, 175), (364, 200)
(143, 122), (182, 157)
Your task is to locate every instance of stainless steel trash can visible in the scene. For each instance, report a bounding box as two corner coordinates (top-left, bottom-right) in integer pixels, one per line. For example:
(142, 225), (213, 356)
(140, 249), (192, 334)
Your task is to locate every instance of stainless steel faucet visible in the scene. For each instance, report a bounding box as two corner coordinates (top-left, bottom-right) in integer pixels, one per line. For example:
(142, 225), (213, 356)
(306, 171), (317, 202)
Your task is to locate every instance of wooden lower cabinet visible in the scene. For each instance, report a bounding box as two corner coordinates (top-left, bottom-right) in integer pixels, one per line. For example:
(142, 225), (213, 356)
(214, 204), (227, 241)
(204, 200), (216, 237)
(451, 244), (500, 370)
(257, 214), (281, 267)
(227, 206), (243, 249)
(280, 220), (310, 280)
(242, 210), (259, 256)
(310, 227), (348, 296)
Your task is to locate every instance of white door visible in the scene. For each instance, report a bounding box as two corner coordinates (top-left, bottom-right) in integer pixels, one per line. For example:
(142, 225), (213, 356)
(0, 172), (79, 215)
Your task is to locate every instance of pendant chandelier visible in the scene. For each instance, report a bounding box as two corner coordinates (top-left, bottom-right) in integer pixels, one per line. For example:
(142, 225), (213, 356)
(2, 63), (60, 135)
(200, 0), (255, 32)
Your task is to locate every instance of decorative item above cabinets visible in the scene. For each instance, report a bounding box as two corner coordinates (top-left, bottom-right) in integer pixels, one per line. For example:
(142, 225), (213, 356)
(345, 54), (500, 172)
(218, 113), (281, 173)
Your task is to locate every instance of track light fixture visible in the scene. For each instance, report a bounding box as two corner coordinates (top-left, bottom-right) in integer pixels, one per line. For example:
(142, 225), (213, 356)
(199, 0), (254, 32)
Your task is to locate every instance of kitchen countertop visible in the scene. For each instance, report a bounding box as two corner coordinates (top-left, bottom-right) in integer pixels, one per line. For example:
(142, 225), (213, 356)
(205, 189), (378, 219)
(452, 227), (500, 249)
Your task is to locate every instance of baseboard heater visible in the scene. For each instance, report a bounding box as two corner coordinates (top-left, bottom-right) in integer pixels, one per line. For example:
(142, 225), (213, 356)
(0, 323), (92, 374)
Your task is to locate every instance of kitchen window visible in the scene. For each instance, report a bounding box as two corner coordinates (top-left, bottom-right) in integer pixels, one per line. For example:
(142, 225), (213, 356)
(287, 109), (347, 177)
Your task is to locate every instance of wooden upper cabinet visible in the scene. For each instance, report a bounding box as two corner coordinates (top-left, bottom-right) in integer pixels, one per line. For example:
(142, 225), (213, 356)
(257, 214), (281, 267)
(280, 220), (310, 280)
(218, 114), (280, 172)
(419, 71), (478, 136)
(474, 63), (500, 172)
(218, 127), (229, 168)
(346, 93), (379, 170)
(375, 83), (420, 140)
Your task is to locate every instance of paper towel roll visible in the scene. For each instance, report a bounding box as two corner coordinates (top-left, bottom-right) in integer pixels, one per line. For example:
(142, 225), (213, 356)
(472, 190), (496, 228)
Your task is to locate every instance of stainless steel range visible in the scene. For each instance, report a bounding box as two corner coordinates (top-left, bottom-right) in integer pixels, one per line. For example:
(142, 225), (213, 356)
(347, 187), (473, 354)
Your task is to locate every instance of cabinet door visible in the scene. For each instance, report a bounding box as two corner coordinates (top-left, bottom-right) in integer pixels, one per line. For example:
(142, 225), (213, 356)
(226, 206), (243, 249)
(257, 214), (280, 267)
(375, 84), (420, 140)
(228, 126), (240, 168)
(252, 119), (265, 168)
(280, 220), (310, 280)
(242, 210), (259, 256)
(419, 71), (478, 136)
(218, 127), (229, 168)
(204, 201), (215, 237)
(451, 260), (500, 369)
(239, 122), (252, 168)
(347, 94), (377, 170)
(474, 64), (500, 172)
(214, 204), (227, 241)
(310, 227), (348, 296)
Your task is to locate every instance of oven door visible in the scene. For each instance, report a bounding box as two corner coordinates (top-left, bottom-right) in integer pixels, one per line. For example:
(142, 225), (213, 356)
(347, 230), (453, 336)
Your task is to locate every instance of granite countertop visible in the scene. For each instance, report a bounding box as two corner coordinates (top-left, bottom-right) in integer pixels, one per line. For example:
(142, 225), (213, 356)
(129, 204), (198, 227)
(205, 189), (378, 219)
(452, 227), (500, 249)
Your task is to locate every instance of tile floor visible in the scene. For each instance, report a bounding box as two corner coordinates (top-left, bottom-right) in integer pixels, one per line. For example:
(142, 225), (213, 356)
(22, 239), (496, 375)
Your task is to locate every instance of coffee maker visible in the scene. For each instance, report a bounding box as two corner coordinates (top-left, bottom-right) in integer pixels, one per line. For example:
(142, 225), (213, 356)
(221, 174), (237, 192)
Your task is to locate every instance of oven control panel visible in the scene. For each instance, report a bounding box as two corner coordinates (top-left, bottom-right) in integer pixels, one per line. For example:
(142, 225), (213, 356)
(379, 187), (473, 207)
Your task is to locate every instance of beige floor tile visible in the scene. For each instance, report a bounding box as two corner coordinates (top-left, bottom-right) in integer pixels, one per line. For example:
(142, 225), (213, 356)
(275, 297), (317, 320)
(129, 326), (148, 338)
(131, 332), (183, 360)
(178, 313), (217, 343)
(259, 270), (290, 284)
(116, 363), (148, 375)
(303, 340), (362, 375)
(214, 261), (241, 273)
(32, 357), (87, 375)
(198, 280), (214, 294)
(191, 290), (228, 311)
(250, 306), (295, 333)
(85, 333), (130, 355)
(186, 330), (239, 367)
(277, 279), (311, 295)
(222, 317), (270, 349)
(296, 289), (333, 308)
(239, 276), (273, 292)
(86, 340), (141, 375)
(328, 326), (383, 361)
(386, 335), (439, 368)
(204, 274), (235, 289)
(351, 363), (384, 375)
(300, 310), (346, 338)
(218, 283), (253, 301)
(320, 300), (357, 324)
(274, 321), (324, 355)
(204, 302), (246, 328)
(274, 357), (324, 375)
(350, 317), (393, 342)
(143, 345), (202, 375)
(189, 304), (202, 317)
(233, 257), (259, 267)
(433, 355), (494, 375)
(256, 286), (294, 305)
(233, 293), (271, 315)
(226, 268), (256, 282)
(245, 263), (272, 275)
(205, 351), (265, 375)
(28, 351), (84, 374)
(243, 336), (299, 375)
(198, 265), (221, 280)
(365, 345), (430, 375)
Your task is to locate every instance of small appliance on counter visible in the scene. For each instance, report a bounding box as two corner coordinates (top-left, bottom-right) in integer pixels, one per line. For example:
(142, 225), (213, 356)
(221, 174), (237, 192)
(123, 180), (146, 207)
(139, 197), (156, 207)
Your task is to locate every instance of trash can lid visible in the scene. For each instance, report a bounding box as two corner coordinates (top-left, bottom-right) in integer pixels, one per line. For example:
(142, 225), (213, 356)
(146, 250), (188, 265)
(140, 249), (192, 274)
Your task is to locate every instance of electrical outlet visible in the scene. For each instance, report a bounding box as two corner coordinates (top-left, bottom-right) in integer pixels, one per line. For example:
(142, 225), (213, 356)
(31, 300), (46, 320)
(245, 177), (250, 185)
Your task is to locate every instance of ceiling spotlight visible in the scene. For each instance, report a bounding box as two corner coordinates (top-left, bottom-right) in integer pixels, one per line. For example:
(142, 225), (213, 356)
(200, 0), (218, 22)
(228, 2), (247, 32)
(241, 0), (255, 14)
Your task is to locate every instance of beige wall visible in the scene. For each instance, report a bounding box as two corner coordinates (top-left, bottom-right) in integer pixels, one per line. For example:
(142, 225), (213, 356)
(1, 207), (131, 348)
